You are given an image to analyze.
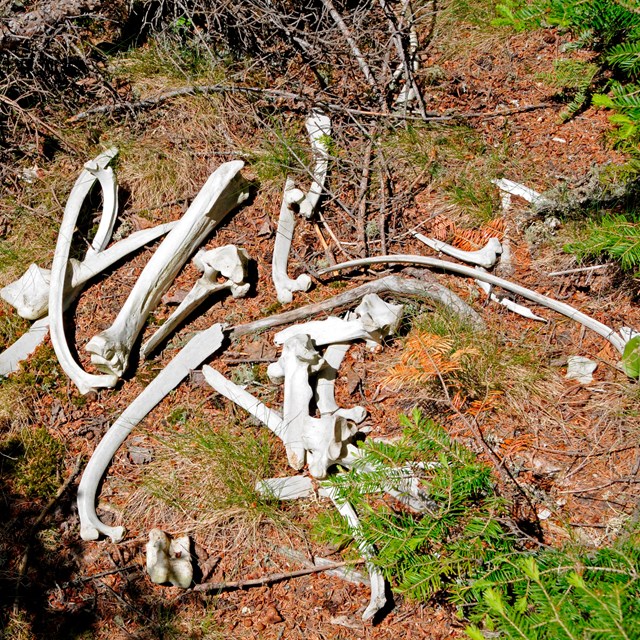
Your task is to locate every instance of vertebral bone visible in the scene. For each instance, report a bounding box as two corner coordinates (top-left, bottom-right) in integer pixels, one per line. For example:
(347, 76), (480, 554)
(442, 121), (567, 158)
(78, 323), (225, 542)
(142, 245), (250, 358)
(86, 161), (249, 377)
(48, 148), (121, 395)
(412, 231), (502, 269)
(146, 529), (193, 588)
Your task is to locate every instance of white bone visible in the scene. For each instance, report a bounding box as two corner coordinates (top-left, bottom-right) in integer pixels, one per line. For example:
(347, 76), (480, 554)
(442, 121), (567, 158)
(315, 343), (367, 423)
(475, 274), (546, 322)
(141, 245), (250, 358)
(146, 529), (193, 588)
(49, 148), (121, 395)
(86, 162), (249, 377)
(303, 414), (358, 478)
(78, 323), (225, 542)
(85, 159), (119, 256)
(566, 356), (598, 384)
(0, 317), (50, 377)
(2, 222), (177, 320)
(267, 334), (324, 470)
(492, 178), (548, 206)
(325, 487), (387, 621)
(318, 256), (628, 354)
(255, 476), (317, 500)
(272, 178), (313, 304)
(412, 232), (503, 269)
(299, 112), (331, 219)
(354, 293), (404, 349)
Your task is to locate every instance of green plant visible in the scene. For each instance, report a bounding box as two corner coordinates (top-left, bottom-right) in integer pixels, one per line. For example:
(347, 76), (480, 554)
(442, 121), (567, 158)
(621, 334), (640, 378)
(14, 427), (65, 499)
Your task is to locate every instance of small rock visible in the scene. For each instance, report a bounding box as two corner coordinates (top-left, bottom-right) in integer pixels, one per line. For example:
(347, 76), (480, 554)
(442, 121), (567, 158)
(263, 605), (283, 624)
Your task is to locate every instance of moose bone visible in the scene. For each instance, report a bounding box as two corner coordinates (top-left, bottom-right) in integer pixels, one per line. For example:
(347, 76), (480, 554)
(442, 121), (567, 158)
(267, 334), (324, 470)
(412, 232), (502, 269)
(474, 270), (546, 322)
(272, 178), (313, 304)
(0, 317), (50, 377)
(146, 529), (193, 588)
(85, 158), (119, 256)
(325, 487), (387, 621)
(141, 245), (250, 358)
(2, 222), (177, 320)
(298, 111), (331, 219)
(492, 178), (548, 207)
(49, 148), (121, 395)
(318, 256), (628, 354)
(303, 414), (359, 479)
(86, 161), (249, 378)
(78, 323), (225, 542)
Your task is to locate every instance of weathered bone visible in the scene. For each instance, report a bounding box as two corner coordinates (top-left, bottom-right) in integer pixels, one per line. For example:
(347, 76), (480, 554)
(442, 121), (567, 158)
(85, 159), (119, 256)
(492, 178), (548, 207)
(474, 271), (546, 322)
(86, 162), (249, 377)
(78, 323), (225, 542)
(354, 293), (403, 349)
(267, 334), (324, 470)
(325, 487), (387, 621)
(303, 414), (359, 478)
(0, 317), (50, 377)
(412, 231), (502, 269)
(146, 529), (193, 588)
(272, 178), (313, 304)
(318, 256), (629, 354)
(141, 245), (250, 358)
(298, 111), (331, 219)
(2, 222), (176, 320)
(48, 148), (121, 395)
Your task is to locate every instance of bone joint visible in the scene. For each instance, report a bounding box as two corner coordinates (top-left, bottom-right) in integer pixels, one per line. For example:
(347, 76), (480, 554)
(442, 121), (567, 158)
(141, 245), (250, 358)
(48, 148), (121, 395)
(146, 529), (193, 588)
(78, 323), (225, 542)
(412, 231), (502, 269)
(86, 161), (249, 378)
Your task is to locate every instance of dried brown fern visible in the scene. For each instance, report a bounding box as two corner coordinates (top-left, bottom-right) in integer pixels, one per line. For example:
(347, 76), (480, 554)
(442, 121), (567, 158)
(427, 215), (505, 251)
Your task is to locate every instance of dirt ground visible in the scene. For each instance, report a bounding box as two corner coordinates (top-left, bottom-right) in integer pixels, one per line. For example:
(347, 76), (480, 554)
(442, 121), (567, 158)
(1, 10), (639, 640)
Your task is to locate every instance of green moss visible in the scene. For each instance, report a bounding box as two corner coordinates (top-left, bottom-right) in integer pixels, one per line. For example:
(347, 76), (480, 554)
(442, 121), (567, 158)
(14, 427), (65, 499)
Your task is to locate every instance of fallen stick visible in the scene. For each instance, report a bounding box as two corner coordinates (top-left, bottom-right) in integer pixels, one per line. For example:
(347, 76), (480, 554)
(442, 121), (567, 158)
(548, 263), (613, 277)
(316, 256), (627, 353)
(192, 559), (365, 593)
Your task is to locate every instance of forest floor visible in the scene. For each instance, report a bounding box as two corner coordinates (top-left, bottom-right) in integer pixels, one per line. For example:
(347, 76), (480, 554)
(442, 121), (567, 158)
(0, 3), (639, 639)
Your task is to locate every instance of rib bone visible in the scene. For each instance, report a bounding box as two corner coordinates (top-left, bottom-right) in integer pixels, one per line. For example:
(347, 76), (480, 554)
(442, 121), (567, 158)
(78, 323), (225, 542)
(298, 111), (331, 219)
(141, 245), (250, 358)
(86, 161), (249, 377)
(412, 232), (502, 269)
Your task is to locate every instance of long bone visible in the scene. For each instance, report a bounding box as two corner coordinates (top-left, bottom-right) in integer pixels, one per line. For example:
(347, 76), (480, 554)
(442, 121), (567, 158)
(141, 245), (250, 358)
(412, 232), (503, 269)
(86, 161), (249, 378)
(48, 148), (121, 395)
(298, 111), (331, 219)
(318, 256), (629, 354)
(267, 334), (325, 470)
(2, 222), (177, 320)
(491, 178), (548, 207)
(78, 323), (225, 542)
(85, 157), (119, 256)
(272, 178), (313, 304)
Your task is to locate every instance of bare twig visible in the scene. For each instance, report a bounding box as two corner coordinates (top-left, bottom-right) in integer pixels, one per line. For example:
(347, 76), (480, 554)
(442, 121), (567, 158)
(356, 139), (374, 257)
(548, 263), (613, 277)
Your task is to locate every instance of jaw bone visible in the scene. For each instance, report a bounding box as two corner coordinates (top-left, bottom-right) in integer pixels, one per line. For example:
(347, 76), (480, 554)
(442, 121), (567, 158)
(77, 323), (225, 542)
(141, 245), (250, 358)
(86, 161), (249, 378)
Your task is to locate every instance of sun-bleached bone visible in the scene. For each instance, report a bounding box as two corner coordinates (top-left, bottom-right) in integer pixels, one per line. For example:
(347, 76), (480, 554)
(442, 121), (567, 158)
(255, 476), (318, 500)
(272, 178), (313, 304)
(86, 161), (249, 378)
(315, 342), (367, 423)
(492, 178), (548, 207)
(412, 231), (503, 269)
(318, 255), (629, 354)
(267, 334), (324, 470)
(303, 413), (359, 478)
(85, 158), (119, 256)
(274, 294), (403, 351)
(325, 487), (387, 621)
(298, 111), (331, 219)
(566, 355), (597, 384)
(78, 323), (225, 542)
(474, 271), (546, 322)
(48, 148), (121, 395)
(141, 245), (250, 358)
(146, 529), (193, 588)
(2, 222), (177, 320)
(0, 317), (50, 377)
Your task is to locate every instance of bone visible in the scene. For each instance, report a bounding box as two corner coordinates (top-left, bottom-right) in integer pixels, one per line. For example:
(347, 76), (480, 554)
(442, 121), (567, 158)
(141, 245), (250, 358)
(272, 178), (313, 304)
(78, 323), (225, 542)
(0, 317), (50, 377)
(298, 111), (331, 219)
(318, 256), (628, 354)
(303, 414), (358, 479)
(2, 222), (177, 320)
(267, 334), (324, 470)
(86, 161), (249, 378)
(85, 158), (119, 256)
(48, 148), (121, 395)
(492, 178), (548, 207)
(475, 272), (546, 322)
(325, 487), (387, 621)
(146, 529), (193, 588)
(255, 476), (317, 500)
(412, 232), (502, 269)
